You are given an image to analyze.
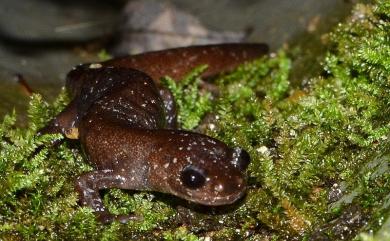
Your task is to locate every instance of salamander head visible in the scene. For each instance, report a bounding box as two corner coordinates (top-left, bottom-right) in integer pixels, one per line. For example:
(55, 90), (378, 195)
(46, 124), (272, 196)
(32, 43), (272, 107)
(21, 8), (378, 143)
(151, 131), (250, 206)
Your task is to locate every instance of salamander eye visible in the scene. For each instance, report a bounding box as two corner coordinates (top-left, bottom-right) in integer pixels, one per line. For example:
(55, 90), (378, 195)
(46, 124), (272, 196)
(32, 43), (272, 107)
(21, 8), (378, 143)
(180, 166), (206, 189)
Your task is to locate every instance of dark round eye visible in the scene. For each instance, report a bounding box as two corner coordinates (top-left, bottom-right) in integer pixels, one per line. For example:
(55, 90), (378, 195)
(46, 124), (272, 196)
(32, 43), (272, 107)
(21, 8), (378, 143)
(232, 147), (251, 171)
(180, 166), (206, 189)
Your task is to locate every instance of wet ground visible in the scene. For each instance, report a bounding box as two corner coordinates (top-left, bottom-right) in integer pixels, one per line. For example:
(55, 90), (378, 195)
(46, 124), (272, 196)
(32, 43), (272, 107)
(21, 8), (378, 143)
(0, 0), (355, 119)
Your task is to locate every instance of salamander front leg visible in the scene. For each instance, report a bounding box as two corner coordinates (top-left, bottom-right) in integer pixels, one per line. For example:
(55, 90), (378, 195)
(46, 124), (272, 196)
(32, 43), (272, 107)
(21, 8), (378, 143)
(38, 98), (79, 139)
(74, 170), (139, 224)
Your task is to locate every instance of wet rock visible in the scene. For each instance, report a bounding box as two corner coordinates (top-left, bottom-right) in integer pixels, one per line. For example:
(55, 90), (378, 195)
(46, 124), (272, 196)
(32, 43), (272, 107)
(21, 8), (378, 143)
(113, 0), (246, 55)
(309, 205), (368, 241)
(0, 0), (120, 42)
(0, 0), (121, 117)
(171, 0), (355, 50)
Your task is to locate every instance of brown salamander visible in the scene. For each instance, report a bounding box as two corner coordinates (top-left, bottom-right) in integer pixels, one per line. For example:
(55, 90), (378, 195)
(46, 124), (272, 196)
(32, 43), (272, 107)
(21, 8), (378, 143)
(40, 43), (268, 223)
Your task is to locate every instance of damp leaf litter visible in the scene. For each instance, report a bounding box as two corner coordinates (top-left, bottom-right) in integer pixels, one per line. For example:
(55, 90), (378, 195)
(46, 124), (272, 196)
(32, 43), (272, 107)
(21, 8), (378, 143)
(0, 0), (390, 240)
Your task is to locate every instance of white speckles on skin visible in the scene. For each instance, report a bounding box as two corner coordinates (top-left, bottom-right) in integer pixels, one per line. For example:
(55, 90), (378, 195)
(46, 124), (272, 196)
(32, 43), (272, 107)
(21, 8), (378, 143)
(96, 207), (105, 212)
(188, 55), (198, 62)
(172, 158), (177, 163)
(229, 51), (237, 58)
(179, 147), (183, 150)
(208, 139), (216, 144)
(153, 164), (158, 170)
(186, 147), (192, 151)
(115, 175), (126, 182)
(214, 184), (224, 192)
(163, 163), (170, 169)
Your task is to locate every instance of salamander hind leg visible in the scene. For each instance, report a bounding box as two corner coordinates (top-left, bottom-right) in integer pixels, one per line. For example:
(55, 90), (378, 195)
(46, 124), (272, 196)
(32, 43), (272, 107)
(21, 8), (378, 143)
(74, 170), (140, 224)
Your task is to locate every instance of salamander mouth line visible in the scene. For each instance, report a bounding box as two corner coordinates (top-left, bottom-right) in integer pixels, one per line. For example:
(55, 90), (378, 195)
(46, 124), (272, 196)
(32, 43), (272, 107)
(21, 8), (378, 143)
(170, 187), (246, 206)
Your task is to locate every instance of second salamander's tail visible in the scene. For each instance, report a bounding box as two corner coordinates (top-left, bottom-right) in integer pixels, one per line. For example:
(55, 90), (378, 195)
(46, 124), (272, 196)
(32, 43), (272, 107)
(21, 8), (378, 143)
(67, 43), (268, 96)
(102, 43), (269, 82)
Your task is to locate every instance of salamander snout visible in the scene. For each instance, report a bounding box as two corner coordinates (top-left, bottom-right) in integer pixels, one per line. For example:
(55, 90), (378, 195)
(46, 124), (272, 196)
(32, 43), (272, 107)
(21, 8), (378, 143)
(231, 147), (251, 171)
(213, 175), (245, 193)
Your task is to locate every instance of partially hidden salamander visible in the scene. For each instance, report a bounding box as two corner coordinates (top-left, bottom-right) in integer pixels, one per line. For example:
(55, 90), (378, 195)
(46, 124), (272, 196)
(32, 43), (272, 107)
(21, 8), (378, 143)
(40, 43), (269, 223)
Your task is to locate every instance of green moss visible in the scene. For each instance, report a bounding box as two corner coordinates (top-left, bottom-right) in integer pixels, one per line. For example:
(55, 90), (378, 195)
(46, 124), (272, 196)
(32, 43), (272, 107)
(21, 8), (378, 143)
(163, 227), (199, 241)
(1, 0), (389, 240)
(98, 49), (113, 62)
(162, 65), (212, 130)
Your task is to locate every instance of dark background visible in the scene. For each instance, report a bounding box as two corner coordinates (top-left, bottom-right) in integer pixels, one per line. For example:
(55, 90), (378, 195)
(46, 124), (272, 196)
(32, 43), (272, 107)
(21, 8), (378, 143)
(0, 0), (355, 119)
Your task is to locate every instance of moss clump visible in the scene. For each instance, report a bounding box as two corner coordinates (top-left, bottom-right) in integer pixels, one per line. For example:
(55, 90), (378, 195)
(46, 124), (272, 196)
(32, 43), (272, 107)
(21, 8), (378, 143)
(0, 0), (389, 240)
(161, 65), (212, 130)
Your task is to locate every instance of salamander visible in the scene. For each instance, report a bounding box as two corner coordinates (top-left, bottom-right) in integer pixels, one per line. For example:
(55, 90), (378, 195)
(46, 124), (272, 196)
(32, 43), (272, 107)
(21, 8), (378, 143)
(40, 43), (268, 223)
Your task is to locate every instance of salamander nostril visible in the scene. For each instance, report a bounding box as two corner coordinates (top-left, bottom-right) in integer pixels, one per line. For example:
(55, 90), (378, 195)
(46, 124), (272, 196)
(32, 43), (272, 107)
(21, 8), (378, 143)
(232, 147), (251, 171)
(238, 149), (250, 170)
